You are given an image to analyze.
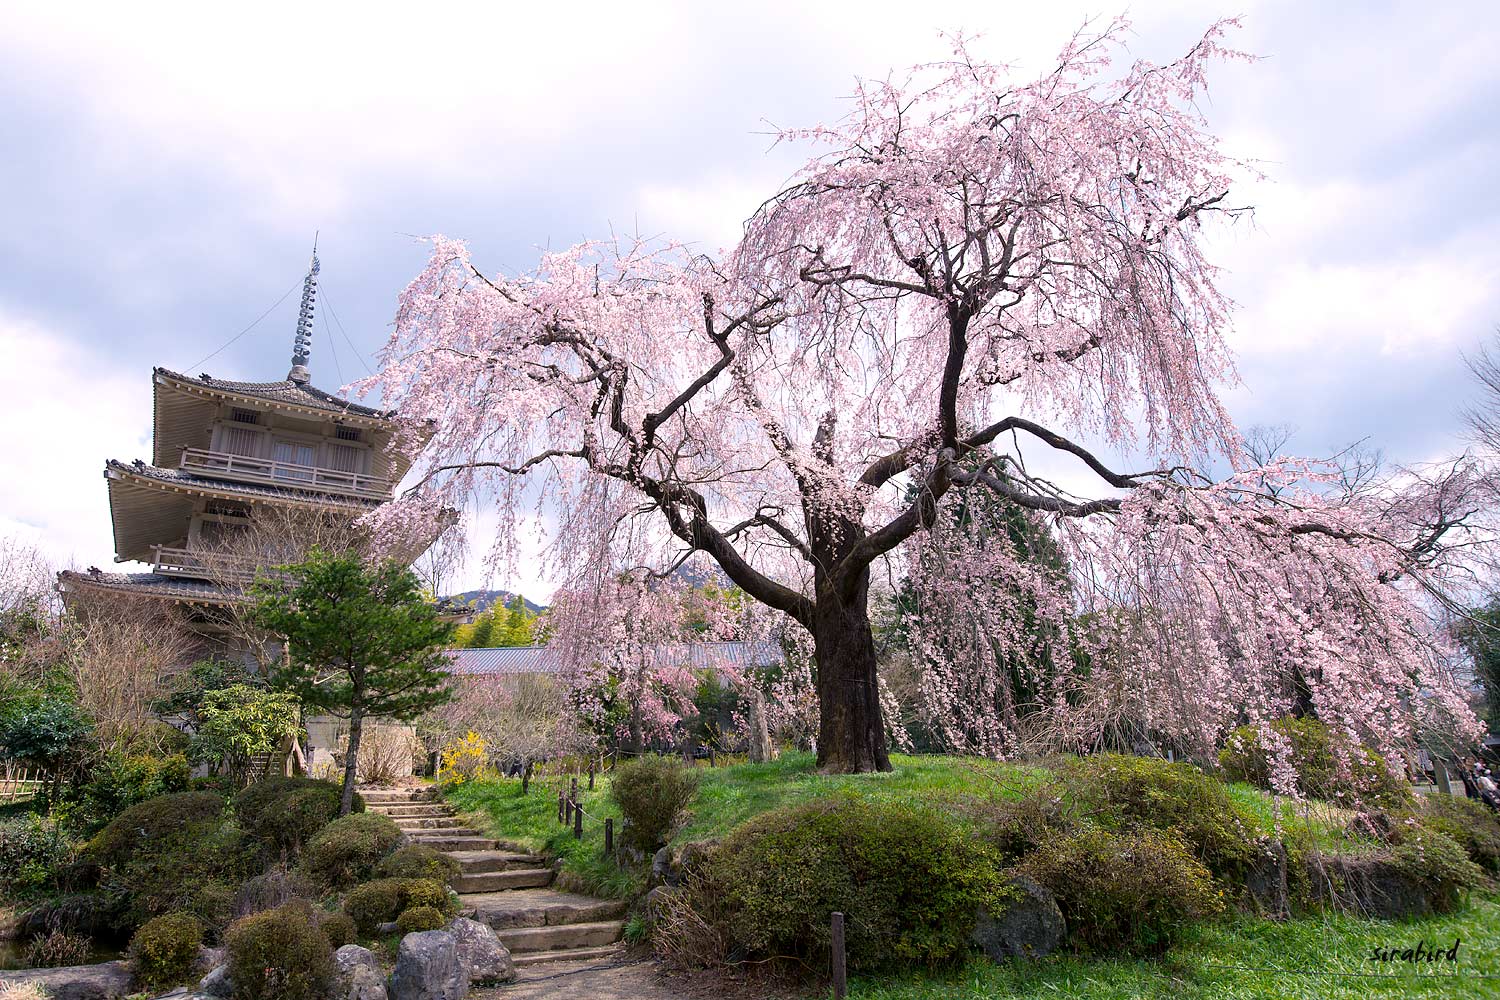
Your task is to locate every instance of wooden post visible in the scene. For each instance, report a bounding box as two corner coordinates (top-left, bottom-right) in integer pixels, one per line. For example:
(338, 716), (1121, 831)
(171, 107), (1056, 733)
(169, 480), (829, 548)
(605, 817), (614, 856)
(708, 745), (716, 768)
(830, 911), (847, 1000)
(571, 776), (579, 807)
(588, 762), (595, 791)
(574, 799), (583, 840)
(558, 788), (566, 823)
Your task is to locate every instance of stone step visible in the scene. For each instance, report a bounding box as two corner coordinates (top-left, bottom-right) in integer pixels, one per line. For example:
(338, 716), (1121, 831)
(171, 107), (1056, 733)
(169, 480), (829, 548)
(359, 788), (439, 803)
(407, 835), (497, 851)
(409, 827), (484, 839)
(453, 868), (555, 893)
(447, 850), (546, 874)
(393, 816), (469, 830)
(494, 920), (624, 954)
(372, 804), (455, 818)
(462, 888), (626, 930)
(511, 944), (624, 968)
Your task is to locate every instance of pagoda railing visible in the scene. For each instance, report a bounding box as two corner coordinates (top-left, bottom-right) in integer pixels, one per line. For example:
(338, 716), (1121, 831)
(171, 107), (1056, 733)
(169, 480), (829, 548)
(179, 447), (392, 501)
(151, 545), (262, 583)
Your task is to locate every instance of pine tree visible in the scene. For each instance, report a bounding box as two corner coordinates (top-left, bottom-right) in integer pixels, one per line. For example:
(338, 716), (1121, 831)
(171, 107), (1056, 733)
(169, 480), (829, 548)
(252, 549), (454, 813)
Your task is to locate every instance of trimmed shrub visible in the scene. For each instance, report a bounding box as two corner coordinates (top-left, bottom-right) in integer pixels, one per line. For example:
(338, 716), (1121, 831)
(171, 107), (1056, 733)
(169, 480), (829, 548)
(376, 844), (461, 886)
(128, 911), (203, 990)
(396, 906), (446, 934)
(1055, 754), (1258, 884)
(1417, 794), (1500, 874)
(224, 901), (335, 1000)
(683, 795), (1007, 971)
(610, 755), (699, 854)
(1390, 828), (1487, 911)
(300, 812), (401, 888)
(87, 791), (252, 933)
(235, 777), (350, 858)
(1019, 824), (1224, 955)
(87, 791), (226, 868)
(341, 878), (452, 934)
(343, 879), (404, 935)
(1218, 717), (1410, 810)
(319, 911), (357, 948)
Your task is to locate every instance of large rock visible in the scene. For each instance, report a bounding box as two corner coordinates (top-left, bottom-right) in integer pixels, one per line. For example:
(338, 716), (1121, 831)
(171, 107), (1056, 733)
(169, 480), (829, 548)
(0, 960), (134, 1000)
(651, 846), (677, 888)
(334, 944), (387, 1000)
(388, 930), (469, 1000)
(336, 944), (381, 978)
(1245, 840), (1290, 916)
(1314, 855), (1432, 919)
(445, 917), (515, 985)
(971, 876), (1065, 962)
(197, 963), (233, 998)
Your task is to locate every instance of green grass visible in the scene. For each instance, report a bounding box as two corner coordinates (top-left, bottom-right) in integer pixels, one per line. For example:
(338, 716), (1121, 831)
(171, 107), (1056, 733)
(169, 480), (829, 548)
(442, 752), (1356, 896)
(441, 752), (1490, 997)
(851, 894), (1500, 999)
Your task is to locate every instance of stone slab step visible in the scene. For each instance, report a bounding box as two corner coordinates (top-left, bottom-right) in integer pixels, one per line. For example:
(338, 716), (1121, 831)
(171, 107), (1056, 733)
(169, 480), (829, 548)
(447, 850), (546, 874)
(454, 868), (555, 893)
(494, 920), (624, 954)
(511, 944), (624, 968)
(407, 835), (496, 851)
(462, 888), (626, 929)
(359, 788), (439, 803)
(372, 804), (455, 818)
(393, 817), (469, 830)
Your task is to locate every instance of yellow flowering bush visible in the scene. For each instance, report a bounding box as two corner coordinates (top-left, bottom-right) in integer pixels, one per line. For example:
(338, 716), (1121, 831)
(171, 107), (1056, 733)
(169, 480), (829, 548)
(439, 731), (488, 784)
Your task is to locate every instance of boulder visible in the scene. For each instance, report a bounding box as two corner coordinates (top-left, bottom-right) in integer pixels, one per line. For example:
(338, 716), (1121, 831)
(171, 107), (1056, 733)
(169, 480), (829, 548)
(194, 946), (225, 976)
(388, 930), (469, 1000)
(197, 963), (233, 998)
(0, 960), (134, 1000)
(344, 965), (388, 1000)
(445, 917), (515, 985)
(1245, 840), (1290, 916)
(336, 944), (381, 978)
(1314, 855), (1432, 919)
(651, 846), (677, 888)
(971, 876), (1065, 961)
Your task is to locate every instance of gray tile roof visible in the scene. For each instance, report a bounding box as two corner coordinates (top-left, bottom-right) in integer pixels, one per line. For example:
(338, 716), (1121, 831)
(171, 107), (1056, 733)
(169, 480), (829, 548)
(155, 367), (392, 419)
(58, 569), (239, 604)
(107, 458), (381, 508)
(446, 640), (784, 677)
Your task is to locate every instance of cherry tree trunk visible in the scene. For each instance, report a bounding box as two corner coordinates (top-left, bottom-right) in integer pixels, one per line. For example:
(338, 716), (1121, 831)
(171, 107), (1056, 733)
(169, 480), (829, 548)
(813, 567), (892, 774)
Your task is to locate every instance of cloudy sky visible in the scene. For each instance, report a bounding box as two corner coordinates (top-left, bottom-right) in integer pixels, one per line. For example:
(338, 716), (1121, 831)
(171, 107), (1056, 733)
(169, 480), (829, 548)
(2, 0), (1496, 599)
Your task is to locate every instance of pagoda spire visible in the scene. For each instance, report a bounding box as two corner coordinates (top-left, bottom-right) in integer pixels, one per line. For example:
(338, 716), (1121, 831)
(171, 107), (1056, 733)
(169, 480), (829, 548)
(288, 238), (319, 384)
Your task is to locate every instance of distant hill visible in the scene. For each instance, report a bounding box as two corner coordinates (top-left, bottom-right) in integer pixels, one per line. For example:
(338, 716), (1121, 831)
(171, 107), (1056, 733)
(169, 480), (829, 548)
(445, 589), (548, 614)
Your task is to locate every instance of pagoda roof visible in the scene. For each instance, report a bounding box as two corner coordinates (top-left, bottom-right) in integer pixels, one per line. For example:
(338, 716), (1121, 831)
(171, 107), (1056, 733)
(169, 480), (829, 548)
(153, 367), (394, 423)
(58, 569), (240, 607)
(106, 459), (383, 509)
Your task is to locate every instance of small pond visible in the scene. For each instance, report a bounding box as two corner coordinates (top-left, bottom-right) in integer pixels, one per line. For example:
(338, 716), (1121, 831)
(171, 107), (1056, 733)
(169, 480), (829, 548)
(0, 938), (123, 970)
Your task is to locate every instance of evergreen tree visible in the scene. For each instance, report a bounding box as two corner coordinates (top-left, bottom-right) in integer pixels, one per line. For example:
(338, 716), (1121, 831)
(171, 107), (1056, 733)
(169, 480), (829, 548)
(1454, 597), (1500, 729)
(252, 550), (454, 813)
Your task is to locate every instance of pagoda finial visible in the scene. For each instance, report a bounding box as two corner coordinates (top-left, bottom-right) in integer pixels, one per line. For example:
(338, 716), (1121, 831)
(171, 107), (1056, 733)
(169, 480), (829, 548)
(288, 235), (319, 384)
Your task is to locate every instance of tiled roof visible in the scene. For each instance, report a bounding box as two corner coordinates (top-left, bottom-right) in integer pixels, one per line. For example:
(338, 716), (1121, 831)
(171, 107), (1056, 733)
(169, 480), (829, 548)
(58, 569), (239, 605)
(446, 640), (784, 677)
(107, 458), (381, 508)
(155, 367), (392, 419)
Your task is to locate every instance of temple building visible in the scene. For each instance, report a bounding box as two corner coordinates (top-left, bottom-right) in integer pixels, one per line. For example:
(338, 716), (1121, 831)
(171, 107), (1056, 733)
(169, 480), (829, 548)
(57, 252), (430, 773)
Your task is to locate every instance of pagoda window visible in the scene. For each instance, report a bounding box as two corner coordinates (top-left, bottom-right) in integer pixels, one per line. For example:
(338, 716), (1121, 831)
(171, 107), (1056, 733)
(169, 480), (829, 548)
(272, 439), (317, 482)
(221, 424), (264, 458)
(327, 442), (366, 475)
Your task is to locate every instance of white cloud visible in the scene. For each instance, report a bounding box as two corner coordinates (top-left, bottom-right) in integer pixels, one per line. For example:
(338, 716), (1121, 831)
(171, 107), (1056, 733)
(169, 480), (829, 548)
(0, 310), (152, 572)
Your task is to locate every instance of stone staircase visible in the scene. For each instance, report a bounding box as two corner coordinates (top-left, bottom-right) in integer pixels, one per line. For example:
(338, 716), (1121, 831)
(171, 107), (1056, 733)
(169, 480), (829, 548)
(361, 787), (626, 968)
